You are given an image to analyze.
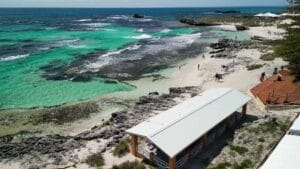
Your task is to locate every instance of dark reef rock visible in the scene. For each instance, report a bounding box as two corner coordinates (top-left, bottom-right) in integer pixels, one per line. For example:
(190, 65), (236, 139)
(179, 17), (220, 26)
(215, 10), (241, 14)
(133, 14), (144, 19)
(251, 36), (267, 41)
(235, 25), (249, 31)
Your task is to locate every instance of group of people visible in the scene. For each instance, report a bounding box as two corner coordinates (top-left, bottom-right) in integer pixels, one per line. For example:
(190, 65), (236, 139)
(260, 66), (285, 82)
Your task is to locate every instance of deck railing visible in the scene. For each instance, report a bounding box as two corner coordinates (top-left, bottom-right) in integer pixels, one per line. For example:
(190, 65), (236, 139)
(153, 156), (169, 169)
(176, 154), (189, 169)
(137, 145), (151, 159)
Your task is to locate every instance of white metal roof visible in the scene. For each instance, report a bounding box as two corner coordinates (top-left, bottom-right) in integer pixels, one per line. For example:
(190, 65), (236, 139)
(126, 88), (251, 157)
(290, 117), (300, 132)
(260, 135), (300, 169)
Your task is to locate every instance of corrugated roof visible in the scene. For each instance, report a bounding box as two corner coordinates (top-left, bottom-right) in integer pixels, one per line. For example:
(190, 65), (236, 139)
(126, 88), (251, 157)
(290, 117), (300, 132)
(260, 135), (300, 169)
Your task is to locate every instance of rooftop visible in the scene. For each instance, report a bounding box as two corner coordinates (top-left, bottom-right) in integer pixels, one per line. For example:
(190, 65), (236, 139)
(260, 135), (300, 169)
(126, 88), (251, 158)
(251, 70), (300, 105)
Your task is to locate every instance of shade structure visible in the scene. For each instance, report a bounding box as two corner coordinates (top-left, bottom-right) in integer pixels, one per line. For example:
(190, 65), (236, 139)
(290, 117), (300, 135)
(126, 88), (251, 158)
(260, 135), (300, 169)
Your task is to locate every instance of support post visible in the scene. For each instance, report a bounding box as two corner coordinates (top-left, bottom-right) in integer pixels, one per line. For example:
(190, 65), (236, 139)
(202, 134), (208, 150)
(187, 149), (192, 160)
(131, 135), (138, 157)
(225, 117), (231, 129)
(168, 157), (176, 169)
(242, 103), (248, 115)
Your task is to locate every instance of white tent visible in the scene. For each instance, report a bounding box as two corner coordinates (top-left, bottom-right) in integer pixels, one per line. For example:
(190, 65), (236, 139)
(127, 88), (251, 158)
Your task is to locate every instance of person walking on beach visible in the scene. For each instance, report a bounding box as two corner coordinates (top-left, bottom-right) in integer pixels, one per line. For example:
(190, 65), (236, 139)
(202, 54), (205, 59)
(260, 72), (266, 82)
(197, 64), (200, 70)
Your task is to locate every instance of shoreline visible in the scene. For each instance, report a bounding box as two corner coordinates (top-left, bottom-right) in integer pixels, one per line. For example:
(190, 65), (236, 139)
(0, 17), (292, 169)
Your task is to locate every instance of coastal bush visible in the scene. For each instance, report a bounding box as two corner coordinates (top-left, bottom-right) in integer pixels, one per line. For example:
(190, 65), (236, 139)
(272, 6), (300, 81)
(246, 64), (263, 71)
(86, 152), (105, 168)
(113, 139), (130, 157)
(208, 162), (232, 169)
(260, 53), (277, 61)
(233, 159), (253, 169)
(229, 145), (248, 155)
(112, 160), (146, 169)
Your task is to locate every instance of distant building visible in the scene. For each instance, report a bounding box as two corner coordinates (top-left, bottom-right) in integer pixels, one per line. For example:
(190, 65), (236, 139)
(126, 88), (250, 169)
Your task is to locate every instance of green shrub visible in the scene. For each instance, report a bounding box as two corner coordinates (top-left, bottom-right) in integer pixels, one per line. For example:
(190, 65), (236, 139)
(260, 53), (277, 61)
(113, 139), (130, 157)
(229, 145), (249, 155)
(258, 137), (265, 142)
(86, 152), (105, 168)
(233, 159), (253, 169)
(112, 160), (146, 169)
(246, 64), (263, 71)
(208, 162), (232, 169)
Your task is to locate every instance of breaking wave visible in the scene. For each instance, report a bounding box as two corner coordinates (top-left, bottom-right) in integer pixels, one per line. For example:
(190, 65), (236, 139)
(0, 54), (29, 62)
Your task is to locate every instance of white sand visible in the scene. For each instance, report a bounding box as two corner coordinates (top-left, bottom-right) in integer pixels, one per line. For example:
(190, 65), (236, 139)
(246, 26), (286, 40)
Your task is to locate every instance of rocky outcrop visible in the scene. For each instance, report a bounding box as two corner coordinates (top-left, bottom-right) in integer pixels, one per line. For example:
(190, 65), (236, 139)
(133, 14), (144, 19)
(251, 36), (267, 41)
(179, 18), (220, 26)
(0, 86), (201, 168)
(235, 25), (249, 31)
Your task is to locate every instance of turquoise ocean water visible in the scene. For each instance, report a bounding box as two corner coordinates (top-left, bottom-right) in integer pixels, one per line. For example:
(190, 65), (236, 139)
(0, 7), (283, 109)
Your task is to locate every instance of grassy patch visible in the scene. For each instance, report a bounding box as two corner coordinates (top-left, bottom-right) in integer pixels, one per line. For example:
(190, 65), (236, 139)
(229, 145), (248, 155)
(113, 139), (130, 157)
(112, 160), (146, 169)
(86, 152), (105, 168)
(246, 64), (263, 71)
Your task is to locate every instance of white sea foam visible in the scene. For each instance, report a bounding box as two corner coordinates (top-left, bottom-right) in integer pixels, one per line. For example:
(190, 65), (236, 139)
(107, 15), (129, 20)
(68, 45), (87, 49)
(81, 23), (110, 28)
(76, 19), (92, 22)
(137, 28), (144, 33)
(161, 29), (171, 33)
(85, 44), (142, 70)
(0, 54), (29, 62)
(125, 34), (152, 40)
(138, 18), (153, 22)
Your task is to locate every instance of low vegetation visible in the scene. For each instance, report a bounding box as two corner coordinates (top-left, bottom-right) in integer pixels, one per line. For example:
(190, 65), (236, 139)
(86, 152), (105, 168)
(268, 6), (300, 81)
(229, 145), (249, 155)
(112, 160), (146, 169)
(113, 138), (130, 157)
(194, 16), (276, 27)
(246, 64), (263, 71)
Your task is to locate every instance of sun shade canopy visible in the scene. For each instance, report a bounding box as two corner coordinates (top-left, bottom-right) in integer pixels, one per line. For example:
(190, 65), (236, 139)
(126, 88), (251, 158)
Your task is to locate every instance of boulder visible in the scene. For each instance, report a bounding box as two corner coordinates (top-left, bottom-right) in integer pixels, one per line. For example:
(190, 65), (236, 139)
(235, 25), (249, 31)
(133, 14), (144, 19)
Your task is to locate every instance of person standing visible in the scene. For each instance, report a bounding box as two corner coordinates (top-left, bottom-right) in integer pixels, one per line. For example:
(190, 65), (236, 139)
(197, 64), (200, 70)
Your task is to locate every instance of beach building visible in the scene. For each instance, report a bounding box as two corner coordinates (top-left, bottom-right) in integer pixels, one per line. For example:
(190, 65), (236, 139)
(126, 88), (251, 169)
(259, 115), (300, 169)
(289, 116), (300, 136)
(251, 70), (300, 108)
